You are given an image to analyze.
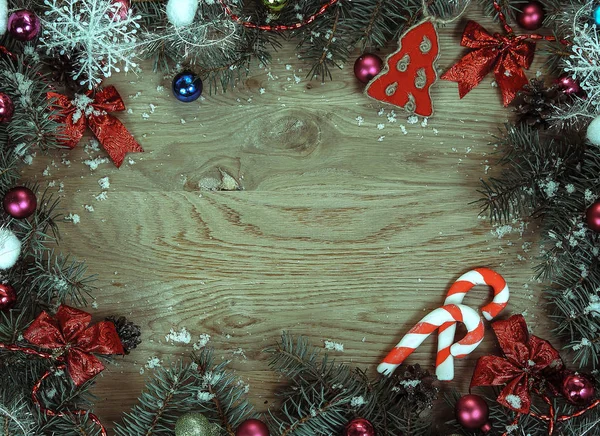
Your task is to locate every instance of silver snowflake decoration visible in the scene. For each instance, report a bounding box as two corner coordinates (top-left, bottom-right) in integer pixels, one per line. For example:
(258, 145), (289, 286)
(40, 0), (142, 89)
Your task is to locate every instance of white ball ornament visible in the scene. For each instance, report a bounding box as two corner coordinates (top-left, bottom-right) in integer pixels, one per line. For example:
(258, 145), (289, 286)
(0, 228), (21, 270)
(0, 0), (8, 35)
(586, 116), (600, 146)
(166, 0), (198, 27)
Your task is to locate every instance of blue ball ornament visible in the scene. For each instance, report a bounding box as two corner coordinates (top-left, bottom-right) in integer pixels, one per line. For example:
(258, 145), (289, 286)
(172, 71), (203, 102)
(594, 5), (600, 26)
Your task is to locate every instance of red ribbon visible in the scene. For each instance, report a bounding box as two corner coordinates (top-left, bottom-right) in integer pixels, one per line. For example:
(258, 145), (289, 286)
(470, 315), (564, 414)
(48, 86), (143, 167)
(23, 305), (124, 386)
(441, 21), (535, 107)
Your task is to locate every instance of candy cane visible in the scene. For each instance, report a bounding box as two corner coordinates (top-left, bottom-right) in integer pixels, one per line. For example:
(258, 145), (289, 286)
(436, 268), (509, 381)
(378, 304), (484, 376)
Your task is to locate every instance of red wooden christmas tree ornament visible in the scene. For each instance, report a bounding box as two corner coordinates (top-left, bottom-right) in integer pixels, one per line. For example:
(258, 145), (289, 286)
(365, 21), (440, 117)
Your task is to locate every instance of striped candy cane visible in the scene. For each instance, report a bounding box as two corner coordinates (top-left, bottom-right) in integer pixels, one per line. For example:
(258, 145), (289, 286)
(436, 268), (509, 381)
(378, 304), (484, 376)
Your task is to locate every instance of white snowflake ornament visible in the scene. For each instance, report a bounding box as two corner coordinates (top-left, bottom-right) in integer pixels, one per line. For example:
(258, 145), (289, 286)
(40, 0), (142, 89)
(0, 228), (21, 270)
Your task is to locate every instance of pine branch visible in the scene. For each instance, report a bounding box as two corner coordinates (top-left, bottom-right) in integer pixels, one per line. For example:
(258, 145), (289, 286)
(115, 361), (198, 436)
(27, 251), (95, 306)
(0, 56), (60, 153)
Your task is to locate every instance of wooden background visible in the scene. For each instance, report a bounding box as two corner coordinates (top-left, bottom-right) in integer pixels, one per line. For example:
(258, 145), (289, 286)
(23, 6), (556, 434)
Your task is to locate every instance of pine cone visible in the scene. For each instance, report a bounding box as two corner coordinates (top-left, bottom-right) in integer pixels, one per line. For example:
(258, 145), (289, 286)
(391, 364), (438, 409)
(106, 316), (142, 354)
(515, 78), (564, 128)
(45, 48), (88, 92)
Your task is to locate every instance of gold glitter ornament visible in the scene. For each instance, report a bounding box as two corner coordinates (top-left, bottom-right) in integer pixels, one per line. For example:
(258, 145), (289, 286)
(261, 0), (287, 13)
(175, 412), (220, 436)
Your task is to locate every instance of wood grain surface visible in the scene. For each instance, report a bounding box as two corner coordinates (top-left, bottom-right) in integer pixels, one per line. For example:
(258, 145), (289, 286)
(21, 6), (557, 433)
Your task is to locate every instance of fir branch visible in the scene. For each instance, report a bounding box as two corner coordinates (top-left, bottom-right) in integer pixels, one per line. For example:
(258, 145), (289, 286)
(0, 56), (60, 153)
(115, 361), (198, 436)
(192, 348), (255, 433)
(28, 251), (95, 306)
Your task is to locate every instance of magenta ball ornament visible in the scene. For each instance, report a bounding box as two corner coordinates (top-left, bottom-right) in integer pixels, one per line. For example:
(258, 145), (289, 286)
(455, 394), (491, 432)
(0, 93), (15, 124)
(562, 373), (596, 406)
(354, 54), (383, 84)
(517, 1), (545, 31)
(7, 9), (41, 41)
(109, 0), (130, 21)
(3, 187), (37, 219)
(586, 200), (600, 232)
(0, 284), (17, 311)
(557, 75), (583, 96)
(235, 419), (269, 436)
(343, 418), (376, 436)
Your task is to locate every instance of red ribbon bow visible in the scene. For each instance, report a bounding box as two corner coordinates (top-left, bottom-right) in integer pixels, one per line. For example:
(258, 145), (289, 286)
(470, 315), (563, 414)
(441, 21), (535, 106)
(23, 305), (124, 386)
(48, 86), (143, 167)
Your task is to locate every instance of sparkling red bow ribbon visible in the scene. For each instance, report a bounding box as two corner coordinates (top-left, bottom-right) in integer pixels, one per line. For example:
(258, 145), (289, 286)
(23, 305), (124, 386)
(441, 21), (535, 107)
(470, 314), (563, 414)
(48, 86), (143, 167)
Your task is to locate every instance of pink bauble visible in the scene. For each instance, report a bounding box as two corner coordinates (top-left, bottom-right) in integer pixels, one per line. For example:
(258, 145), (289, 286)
(343, 418), (376, 436)
(0, 93), (15, 124)
(455, 394), (491, 432)
(109, 0), (130, 21)
(0, 284), (17, 311)
(557, 75), (582, 96)
(235, 419), (269, 436)
(7, 9), (41, 41)
(586, 201), (600, 232)
(354, 54), (383, 84)
(517, 1), (545, 31)
(562, 373), (596, 406)
(3, 187), (37, 219)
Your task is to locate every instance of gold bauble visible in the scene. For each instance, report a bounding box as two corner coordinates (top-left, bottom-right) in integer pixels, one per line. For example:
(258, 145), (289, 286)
(175, 413), (219, 436)
(261, 0), (287, 13)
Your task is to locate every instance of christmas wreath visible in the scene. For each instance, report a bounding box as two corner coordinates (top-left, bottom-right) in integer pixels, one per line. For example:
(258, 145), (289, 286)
(1, 0), (600, 434)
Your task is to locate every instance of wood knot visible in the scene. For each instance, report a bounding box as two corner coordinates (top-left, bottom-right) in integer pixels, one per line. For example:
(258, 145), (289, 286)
(245, 110), (322, 156)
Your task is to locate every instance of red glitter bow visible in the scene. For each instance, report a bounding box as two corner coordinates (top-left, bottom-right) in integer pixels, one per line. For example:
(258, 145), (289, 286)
(470, 315), (563, 414)
(48, 86), (143, 167)
(23, 305), (124, 386)
(441, 21), (535, 106)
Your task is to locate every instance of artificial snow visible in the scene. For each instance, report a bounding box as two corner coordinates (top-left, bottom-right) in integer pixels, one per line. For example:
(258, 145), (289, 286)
(585, 295), (600, 316)
(350, 396), (367, 407)
(505, 394), (522, 410)
(145, 356), (161, 369)
(65, 213), (81, 224)
(193, 333), (211, 350)
(165, 327), (192, 344)
(84, 157), (109, 170)
(98, 176), (110, 189)
(399, 379), (421, 388)
(324, 340), (344, 352)
(197, 391), (215, 402)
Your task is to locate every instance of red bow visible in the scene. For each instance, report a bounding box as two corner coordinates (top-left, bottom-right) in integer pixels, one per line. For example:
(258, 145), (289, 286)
(470, 315), (563, 414)
(48, 86), (143, 167)
(23, 305), (124, 386)
(441, 21), (535, 106)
